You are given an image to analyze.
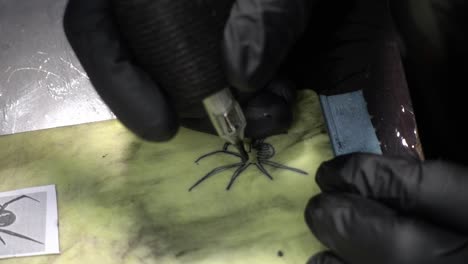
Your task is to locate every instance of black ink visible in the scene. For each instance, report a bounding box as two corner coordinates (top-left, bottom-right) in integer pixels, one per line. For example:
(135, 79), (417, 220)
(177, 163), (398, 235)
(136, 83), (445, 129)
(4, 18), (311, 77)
(278, 250), (284, 257)
(175, 248), (200, 258)
(0, 195), (44, 245)
(190, 139), (308, 191)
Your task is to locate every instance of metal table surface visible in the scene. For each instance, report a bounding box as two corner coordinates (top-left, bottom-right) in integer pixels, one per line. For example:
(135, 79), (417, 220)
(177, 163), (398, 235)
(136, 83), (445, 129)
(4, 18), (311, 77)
(0, 0), (114, 136)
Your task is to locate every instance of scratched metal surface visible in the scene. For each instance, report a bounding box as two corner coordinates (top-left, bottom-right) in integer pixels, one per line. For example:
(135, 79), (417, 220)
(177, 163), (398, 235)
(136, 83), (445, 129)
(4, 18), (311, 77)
(0, 0), (114, 136)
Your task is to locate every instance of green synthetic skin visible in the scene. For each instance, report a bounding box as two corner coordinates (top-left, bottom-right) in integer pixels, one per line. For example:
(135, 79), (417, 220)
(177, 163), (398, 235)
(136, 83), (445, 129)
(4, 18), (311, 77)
(0, 91), (332, 263)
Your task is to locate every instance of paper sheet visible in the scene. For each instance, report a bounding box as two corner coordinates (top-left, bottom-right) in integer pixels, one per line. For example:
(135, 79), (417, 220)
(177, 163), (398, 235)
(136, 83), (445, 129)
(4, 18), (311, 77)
(0, 185), (59, 259)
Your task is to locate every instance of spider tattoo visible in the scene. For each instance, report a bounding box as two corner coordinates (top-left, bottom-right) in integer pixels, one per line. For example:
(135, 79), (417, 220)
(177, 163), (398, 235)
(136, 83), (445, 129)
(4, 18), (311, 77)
(0, 195), (44, 245)
(190, 139), (308, 191)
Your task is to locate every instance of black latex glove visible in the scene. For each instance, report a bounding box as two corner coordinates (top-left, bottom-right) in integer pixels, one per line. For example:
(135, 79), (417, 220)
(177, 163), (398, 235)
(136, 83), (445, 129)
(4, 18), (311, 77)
(63, 0), (310, 142)
(305, 153), (468, 264)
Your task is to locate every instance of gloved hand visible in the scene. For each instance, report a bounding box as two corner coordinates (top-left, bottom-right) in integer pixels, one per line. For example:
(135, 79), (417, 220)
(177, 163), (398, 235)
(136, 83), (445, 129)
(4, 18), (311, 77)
(305, 153), (468, 264)
(63, 0), (309, 142)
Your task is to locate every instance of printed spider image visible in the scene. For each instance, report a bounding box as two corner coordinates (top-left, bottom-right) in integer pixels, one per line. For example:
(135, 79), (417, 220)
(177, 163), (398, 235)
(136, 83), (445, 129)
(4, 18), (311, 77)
(190, 139), (308, 191)
(0, 195), (43, 245)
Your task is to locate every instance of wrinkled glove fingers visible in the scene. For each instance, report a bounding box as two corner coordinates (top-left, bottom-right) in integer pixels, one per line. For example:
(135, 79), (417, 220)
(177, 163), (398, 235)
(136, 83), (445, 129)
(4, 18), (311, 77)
(316, 154), (468, 233)
(305, 193), (468, 264)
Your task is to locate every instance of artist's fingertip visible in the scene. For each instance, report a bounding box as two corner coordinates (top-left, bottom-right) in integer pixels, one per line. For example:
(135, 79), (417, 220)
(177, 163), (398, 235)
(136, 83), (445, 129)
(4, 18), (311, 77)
(317, 154), (352, 175)
(305, 195), (325, 235)
(315, 154), (360, 191)
(134, 115), (179, 142)
(244, 92), (293, 139)
(308, 252), (345, 264)
(316, 162), (340, 190)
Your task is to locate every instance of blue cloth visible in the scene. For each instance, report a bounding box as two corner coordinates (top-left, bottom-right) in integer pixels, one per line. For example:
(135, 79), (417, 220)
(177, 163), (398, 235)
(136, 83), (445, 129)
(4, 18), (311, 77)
(320, 90), (382, 156)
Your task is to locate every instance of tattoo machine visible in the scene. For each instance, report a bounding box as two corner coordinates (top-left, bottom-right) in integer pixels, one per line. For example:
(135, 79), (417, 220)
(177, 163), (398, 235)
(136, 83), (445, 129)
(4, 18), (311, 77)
(112, 0), (248, 159)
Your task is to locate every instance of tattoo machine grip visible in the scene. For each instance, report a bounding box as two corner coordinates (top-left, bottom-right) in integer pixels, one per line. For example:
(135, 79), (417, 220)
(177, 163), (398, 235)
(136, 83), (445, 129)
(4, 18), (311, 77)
(112, 0), (235, 119)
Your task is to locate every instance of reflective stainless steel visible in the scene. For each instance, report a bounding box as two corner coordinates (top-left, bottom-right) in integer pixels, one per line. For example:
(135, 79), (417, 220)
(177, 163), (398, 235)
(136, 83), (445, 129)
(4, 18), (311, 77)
(0, 0), (114, 136)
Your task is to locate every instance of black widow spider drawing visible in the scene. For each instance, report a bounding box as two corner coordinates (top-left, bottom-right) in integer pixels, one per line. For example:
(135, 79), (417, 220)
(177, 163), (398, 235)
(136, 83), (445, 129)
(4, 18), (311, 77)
(190, 139), (308, 191)
(0, 195), (44, 245)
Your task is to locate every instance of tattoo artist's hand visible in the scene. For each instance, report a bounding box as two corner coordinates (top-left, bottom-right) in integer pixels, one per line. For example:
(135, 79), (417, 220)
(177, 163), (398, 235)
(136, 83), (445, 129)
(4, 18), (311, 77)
(63, 0), (311, 142)
(305, 154), (468, 264)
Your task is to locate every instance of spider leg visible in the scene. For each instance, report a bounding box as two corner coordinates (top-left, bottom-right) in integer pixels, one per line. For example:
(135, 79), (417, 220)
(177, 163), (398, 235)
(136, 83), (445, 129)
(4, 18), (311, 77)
(0, 229), (43, 245)
(260, 160), (308, 175)
(1, 195), (39, 210)
(189, 162), (244, 191)
(195, 150), (242, 164)
(255, 163), (274, 181)
(0, 236), (5, 245)
(226, 163), (251, 190)
(222, 143), (231, 151)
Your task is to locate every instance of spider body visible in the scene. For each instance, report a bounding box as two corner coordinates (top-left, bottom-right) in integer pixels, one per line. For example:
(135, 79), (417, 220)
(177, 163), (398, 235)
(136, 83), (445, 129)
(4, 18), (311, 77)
(190, 139), (308, 191)
(251, 140), (275, 160)
(0, 195), (43, 245)
(0, 210), (16, 228)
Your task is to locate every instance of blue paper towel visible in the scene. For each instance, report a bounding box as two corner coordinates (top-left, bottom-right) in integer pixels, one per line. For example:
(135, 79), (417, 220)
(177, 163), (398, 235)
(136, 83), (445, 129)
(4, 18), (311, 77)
(320, 90), (382, 156)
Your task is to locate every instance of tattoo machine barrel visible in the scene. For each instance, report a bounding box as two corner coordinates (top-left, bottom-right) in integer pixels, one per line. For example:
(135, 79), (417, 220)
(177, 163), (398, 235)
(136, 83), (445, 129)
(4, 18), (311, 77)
(112, 0), (247, 155)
